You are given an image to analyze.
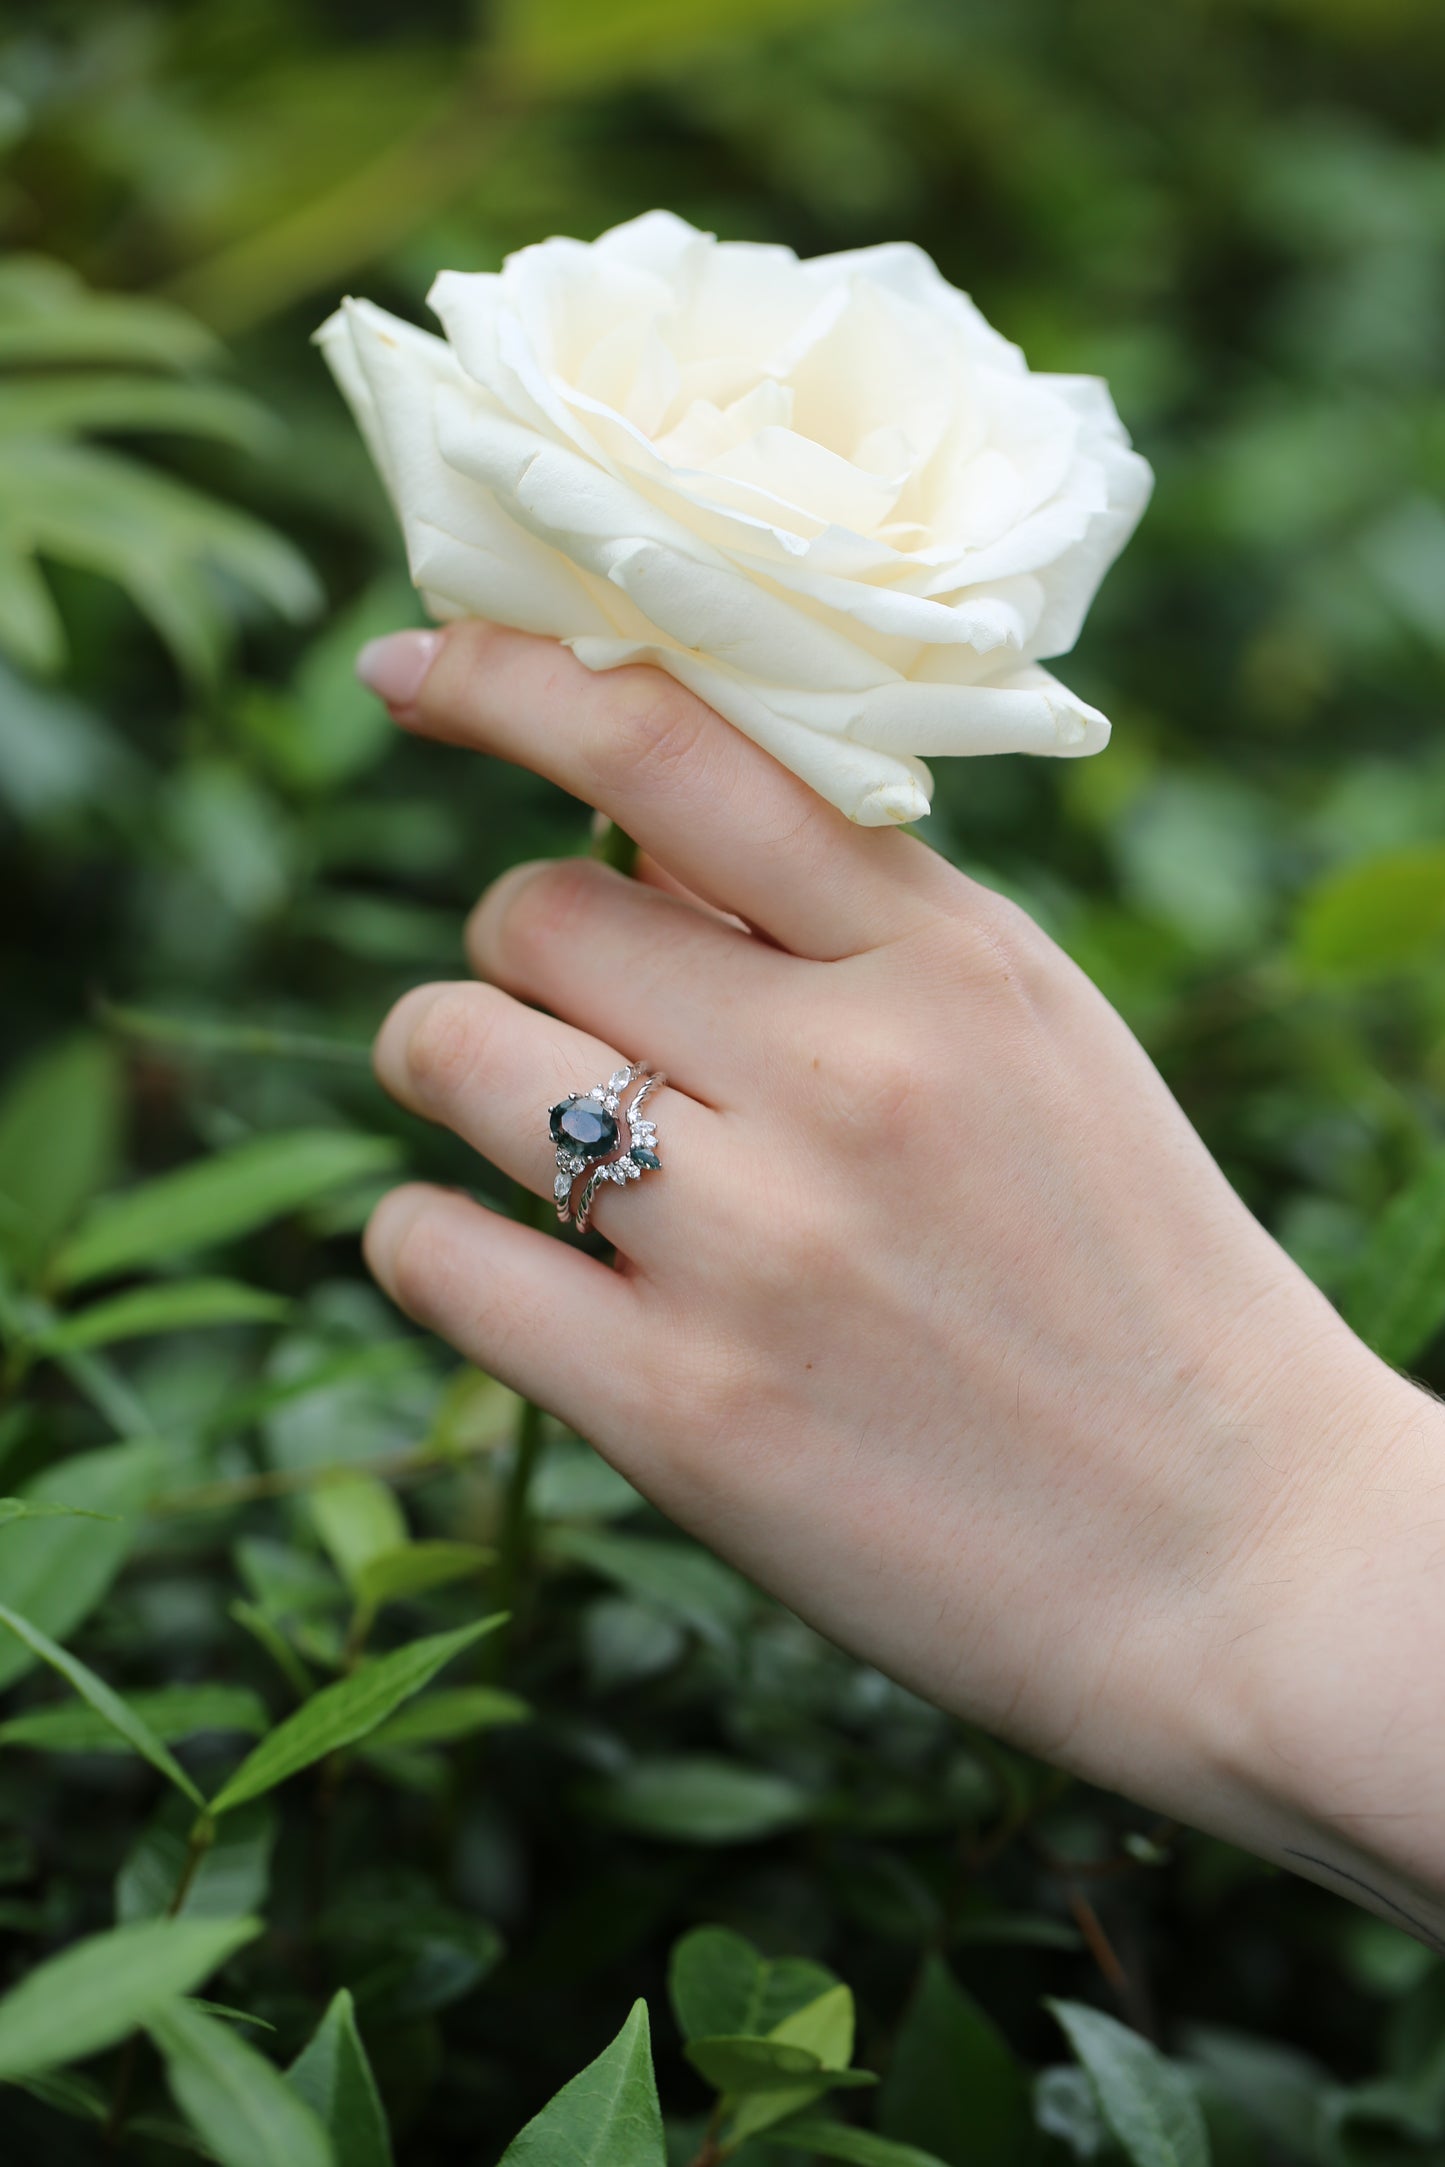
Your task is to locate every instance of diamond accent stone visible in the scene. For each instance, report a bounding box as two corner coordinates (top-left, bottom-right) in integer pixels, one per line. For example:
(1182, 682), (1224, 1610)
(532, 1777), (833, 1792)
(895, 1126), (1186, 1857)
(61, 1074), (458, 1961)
(608, 1068), (631, 1093)
(554, 1172), (573, 1201)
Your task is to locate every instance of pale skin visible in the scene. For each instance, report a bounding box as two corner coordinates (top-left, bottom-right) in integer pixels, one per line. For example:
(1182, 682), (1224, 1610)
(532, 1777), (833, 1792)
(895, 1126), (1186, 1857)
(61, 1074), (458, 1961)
(358, 618), (1445, 1948)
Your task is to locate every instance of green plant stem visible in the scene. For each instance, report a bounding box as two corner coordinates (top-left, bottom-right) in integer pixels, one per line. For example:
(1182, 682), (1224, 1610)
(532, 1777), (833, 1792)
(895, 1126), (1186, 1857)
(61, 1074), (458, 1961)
(96, 997), (374, 1070)
(106, 1813), (217, 2143)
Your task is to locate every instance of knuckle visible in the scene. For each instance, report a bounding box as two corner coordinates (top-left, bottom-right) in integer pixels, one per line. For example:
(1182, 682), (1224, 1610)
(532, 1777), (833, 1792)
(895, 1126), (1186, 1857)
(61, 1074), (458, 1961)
(404, 983), (498, 1104)
(799, 1020), (924, 1142)
(580, 670), (711, 798)
(961, 887), (1055, 994)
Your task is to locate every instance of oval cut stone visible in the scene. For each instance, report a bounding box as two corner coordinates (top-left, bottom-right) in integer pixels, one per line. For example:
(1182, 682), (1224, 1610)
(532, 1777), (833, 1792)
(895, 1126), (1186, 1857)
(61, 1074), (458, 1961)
(550, 1097), (617, 1159)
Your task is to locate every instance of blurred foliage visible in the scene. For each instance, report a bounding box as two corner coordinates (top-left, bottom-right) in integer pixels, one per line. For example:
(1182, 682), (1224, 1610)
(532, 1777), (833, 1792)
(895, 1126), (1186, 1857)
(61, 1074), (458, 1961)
(1, 0), (1444, 2156)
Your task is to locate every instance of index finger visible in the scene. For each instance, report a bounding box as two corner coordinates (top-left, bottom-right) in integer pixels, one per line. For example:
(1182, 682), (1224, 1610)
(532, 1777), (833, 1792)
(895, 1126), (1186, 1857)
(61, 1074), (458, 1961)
(359, 621), (953, 960)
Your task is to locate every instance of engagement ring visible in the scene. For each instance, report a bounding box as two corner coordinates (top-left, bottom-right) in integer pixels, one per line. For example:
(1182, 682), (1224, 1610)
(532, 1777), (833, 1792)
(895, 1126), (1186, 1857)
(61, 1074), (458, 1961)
(549, 1062), (663, 1234)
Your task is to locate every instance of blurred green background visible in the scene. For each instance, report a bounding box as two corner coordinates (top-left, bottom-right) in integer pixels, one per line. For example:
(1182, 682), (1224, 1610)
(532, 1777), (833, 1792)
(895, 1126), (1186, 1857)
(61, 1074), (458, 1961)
(2, 0), (1445, 2158)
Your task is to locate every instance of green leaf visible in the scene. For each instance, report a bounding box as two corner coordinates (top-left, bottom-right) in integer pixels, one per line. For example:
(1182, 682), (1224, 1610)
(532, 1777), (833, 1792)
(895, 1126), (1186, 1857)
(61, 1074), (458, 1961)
(118, 1798), (277, 1925)
(309, 1470), (408, 1589)
(879, 1957), (1029, 2167)
(687, 2035), (833, 2092)
(0, 1440), (162, 1691)
(498, 1999), (664, 2166)
(724, 1987), (874, 2144)
(0, 257), (221, 369)
(669, 1927), (838, 2042)
(208, 1617), (504, 1815)
(1048, 2000), (1211, 2167)
(36, 1279), (290, 1354)
(1295, 846), (1445, 981)
(0, 1035), (122, 1277)
(760, 2120), (955, 2166)
(0, 1601), (205, 1806)
(0, 1916), (258, 2079)
(353, 1541), (493, 1615)
(583, 1757), (811, 1844)
(287, 1989), (393, 2167)
(361, 1685), (529, 1753)
(545, 1525), (753, 1647)
(54, 1129), (401, 1288)
(150, 1999), (334, 2167)
(1342, 1148), (1445, 1367)
(0, 1682), (266, 1754)
(0, 374), (277, 452)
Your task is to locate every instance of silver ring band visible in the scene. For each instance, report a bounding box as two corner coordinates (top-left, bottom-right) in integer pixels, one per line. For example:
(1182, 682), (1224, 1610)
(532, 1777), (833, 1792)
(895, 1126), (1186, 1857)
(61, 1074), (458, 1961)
(549, 1062), (664, 1234)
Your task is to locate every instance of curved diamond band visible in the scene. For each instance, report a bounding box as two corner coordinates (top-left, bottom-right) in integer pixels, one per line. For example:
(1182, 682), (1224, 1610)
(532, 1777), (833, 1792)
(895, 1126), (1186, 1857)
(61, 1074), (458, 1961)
(549, 1062), (664, 1234)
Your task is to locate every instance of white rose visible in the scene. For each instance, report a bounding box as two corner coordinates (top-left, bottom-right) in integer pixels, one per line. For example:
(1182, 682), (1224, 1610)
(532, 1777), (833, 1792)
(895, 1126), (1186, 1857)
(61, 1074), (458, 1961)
(316, 209), (1151, 826)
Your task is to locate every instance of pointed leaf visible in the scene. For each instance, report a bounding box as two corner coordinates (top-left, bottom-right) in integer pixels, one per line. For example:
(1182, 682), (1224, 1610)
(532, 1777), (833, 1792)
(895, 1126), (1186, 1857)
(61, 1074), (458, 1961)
(880, 1957), (1028, 2167)
(309, 1471), (407, 1589)
(354, 1541), (493, 1614)
(36, 1279), (289, 1355)
(0, 1440), (162, 1690)
(150, 2000), (333, 2167)
(583, 1756), (810, 1843)
(0, 1601), (205, 1806)
(0, 1916), (257, 2079)
(498, 2000), (664, 2166)
(54, 1130), (400, 1288)
(1048, 2001), (1210, 2167)
(1, 1682), (266, 1753)
(362, 1685), (529, 1752)
(286, 1989), (392, 2167)
(209, 1617), (504, 1815)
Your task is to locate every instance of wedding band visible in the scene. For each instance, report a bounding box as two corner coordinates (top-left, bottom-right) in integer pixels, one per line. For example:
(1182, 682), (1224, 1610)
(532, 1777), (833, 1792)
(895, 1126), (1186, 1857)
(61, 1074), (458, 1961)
(549, 1062), (664, 1234)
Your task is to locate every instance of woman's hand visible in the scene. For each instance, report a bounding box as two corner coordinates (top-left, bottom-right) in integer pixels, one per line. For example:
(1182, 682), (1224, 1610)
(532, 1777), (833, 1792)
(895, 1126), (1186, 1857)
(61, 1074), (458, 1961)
(358, 619), (1445, 1942)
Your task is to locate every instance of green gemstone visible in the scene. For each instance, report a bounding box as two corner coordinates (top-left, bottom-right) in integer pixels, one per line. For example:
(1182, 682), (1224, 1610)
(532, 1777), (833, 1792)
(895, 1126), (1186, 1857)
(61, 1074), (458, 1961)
(630, 1147), (661, 1171)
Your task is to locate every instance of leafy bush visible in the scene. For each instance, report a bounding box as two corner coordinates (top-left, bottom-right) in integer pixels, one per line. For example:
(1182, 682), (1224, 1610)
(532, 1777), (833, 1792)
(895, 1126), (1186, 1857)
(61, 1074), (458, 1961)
(2, 0), (1445, 2158)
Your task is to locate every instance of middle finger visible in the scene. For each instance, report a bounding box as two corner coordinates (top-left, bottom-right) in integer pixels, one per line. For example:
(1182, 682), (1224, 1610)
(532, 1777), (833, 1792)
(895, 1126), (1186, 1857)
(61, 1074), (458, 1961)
(466, 854), (798, 1106)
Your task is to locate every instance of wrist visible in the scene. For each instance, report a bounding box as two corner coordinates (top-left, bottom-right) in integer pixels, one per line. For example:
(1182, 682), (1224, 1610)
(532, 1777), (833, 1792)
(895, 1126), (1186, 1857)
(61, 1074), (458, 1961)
(1199, 1316), (1445, 1932)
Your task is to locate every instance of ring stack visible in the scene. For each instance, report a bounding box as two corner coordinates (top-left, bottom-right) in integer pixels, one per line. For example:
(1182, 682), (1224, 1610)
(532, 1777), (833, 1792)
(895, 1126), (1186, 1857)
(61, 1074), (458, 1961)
(548, 1062), (664, 1234)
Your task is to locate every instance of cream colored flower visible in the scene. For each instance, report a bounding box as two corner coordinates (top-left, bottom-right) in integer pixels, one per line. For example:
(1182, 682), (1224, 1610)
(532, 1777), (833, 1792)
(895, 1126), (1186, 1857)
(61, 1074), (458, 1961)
(317, 210), (1151, 825)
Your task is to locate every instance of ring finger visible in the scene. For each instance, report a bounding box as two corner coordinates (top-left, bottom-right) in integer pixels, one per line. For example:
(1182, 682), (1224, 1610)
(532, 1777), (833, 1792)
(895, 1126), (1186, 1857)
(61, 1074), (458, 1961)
(372, 978), (716, 1260)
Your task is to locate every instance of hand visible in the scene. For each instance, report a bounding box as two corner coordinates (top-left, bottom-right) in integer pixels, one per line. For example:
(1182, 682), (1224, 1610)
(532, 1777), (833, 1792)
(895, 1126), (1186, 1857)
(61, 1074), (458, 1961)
(359, 621), (1445, 1942)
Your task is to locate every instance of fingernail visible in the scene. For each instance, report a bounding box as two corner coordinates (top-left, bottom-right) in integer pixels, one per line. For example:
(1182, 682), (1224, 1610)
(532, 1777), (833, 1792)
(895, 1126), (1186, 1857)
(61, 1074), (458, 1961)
(355, 629), (442, 710)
